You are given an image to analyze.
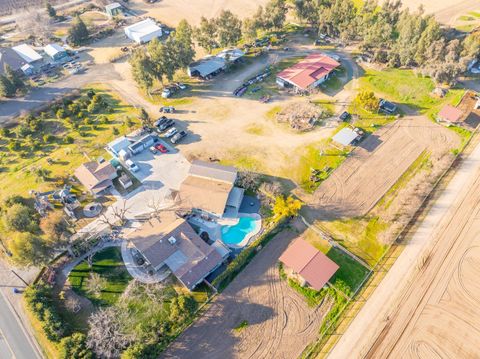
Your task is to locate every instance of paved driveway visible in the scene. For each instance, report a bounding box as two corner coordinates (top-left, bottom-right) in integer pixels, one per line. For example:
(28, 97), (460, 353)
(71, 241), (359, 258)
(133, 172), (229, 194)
(128, 138), (190, 191)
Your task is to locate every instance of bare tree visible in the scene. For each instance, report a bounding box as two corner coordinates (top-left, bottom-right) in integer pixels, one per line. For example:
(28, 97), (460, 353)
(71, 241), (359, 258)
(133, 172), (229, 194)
(111, 200), (130, 226)
(87, 307), (132, 359)
(236, 171), (261, 192)
(65, 296), (81, 313)
(86, 273), (107, 297)
(15, 8), (52, 41)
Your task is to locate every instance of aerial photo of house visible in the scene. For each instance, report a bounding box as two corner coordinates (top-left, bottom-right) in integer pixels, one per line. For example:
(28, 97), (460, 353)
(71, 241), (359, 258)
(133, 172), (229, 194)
(0, 1), (479, 359)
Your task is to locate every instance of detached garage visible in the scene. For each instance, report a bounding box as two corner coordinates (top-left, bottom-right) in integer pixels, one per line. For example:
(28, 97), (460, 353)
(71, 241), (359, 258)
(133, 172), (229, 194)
(124, 19), (162, 44)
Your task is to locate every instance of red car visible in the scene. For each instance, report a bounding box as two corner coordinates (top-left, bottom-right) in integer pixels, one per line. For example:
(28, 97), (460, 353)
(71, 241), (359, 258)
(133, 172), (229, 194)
(154, 143), (168, 153)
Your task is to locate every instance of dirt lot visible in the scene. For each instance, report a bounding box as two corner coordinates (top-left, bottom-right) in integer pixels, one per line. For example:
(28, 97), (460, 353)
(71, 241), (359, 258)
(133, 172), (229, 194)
(164, 224), (328, 359)
(127, 0), (270, 27)
(387, 0), (479, 25)
(302, 116), (460, 221)
(328, 139), (480, 359)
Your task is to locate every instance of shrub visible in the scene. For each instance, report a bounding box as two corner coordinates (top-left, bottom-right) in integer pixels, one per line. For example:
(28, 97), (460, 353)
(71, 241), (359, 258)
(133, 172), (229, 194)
(0, 127), (11, 137)
(24, 283), (65, 342)
(59, 333), (92, 359)
(64, 136), (74, 144)
(112, 127), (119, 135)
(43, 134), (55, 143)
(86, 89), (96, 99)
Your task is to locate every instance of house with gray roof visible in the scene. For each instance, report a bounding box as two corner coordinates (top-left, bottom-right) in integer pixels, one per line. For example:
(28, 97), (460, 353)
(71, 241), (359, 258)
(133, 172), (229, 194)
(127, 212), (228, 290)
(0, 48), (27, 75)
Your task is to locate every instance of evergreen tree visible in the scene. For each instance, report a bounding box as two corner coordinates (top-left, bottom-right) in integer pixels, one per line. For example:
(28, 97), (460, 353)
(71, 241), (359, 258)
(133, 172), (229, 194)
(4, 64), (24, 91)
(0, 74), (16, 97)
(68, 15), (89, 46)
(46, 2), (56, 19)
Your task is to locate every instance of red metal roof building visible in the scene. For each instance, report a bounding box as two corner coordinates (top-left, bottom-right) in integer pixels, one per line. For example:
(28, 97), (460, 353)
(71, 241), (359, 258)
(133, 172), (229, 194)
(438, 104), (464, 124)
(276, 53), (340, 92)
(279, 238), (339, 290)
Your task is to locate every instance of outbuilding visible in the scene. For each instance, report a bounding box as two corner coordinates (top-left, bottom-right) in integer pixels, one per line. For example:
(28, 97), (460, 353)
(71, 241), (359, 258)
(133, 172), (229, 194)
(128, 134), (155, 155)
(44, 44), (68, 62)
(187, 48), (244, 79)
(437, 104), (464, 125)
(279, 238), (339, 290)
(105, 2), (124, 17)
(124, 19), (162, 44)
(332, 127), (361, 146)
(12, 44), (43, 64)
(276, 53), (340, 93)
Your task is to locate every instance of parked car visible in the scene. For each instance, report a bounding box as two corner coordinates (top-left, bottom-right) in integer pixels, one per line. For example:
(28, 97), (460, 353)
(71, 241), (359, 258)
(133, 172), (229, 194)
(177, 83), (187, 90)
(339, 111), (351, 121)
(164, 127), (178, 138)
(158, 119), (174, 131)
(154, 116), (168, 127)
(149, 146), (158, 154)
(171, 130), (187, 144)
(125, 159), (140, 172)
(154, 143), (168, 153)
(160, 106), (175, 113)
(379, 99), (397, 114)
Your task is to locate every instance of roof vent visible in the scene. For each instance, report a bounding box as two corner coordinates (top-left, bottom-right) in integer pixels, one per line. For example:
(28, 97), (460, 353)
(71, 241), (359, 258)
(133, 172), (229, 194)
(167, 236), (177, 245)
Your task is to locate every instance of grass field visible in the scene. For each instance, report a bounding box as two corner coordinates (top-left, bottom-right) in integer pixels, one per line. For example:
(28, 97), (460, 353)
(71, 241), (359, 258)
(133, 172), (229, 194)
(318, 217), (389, 267)
(359, 68), (465, 118)
(0, 86), (139, 202)
(68, 247), (132, 306)
(289, 139), (350, 192)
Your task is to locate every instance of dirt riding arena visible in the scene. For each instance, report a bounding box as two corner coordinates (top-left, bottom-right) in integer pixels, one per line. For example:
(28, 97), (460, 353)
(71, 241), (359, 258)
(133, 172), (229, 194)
(163, 224), (327, 359)
(364, 146), (480, 359)
(305, 116), (460, 220)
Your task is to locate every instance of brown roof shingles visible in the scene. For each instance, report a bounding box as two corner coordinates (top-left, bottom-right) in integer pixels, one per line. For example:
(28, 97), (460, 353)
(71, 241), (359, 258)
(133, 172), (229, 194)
(127, 213), (223, 290)
(74, 161), (116, 193)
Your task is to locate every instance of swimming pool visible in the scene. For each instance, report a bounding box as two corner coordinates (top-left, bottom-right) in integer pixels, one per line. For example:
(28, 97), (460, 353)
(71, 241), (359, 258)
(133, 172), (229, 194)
(221, 216), (260, 246)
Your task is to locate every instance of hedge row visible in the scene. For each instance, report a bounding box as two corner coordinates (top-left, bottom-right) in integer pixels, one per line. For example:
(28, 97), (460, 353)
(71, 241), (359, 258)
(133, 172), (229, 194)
(212, 218), (288, 291)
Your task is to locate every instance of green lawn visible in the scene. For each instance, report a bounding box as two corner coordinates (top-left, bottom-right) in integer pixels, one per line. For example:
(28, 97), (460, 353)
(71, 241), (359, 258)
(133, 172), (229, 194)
(318, 216), (389, 267)
(359, 68), (437, 112)
(303, 229), (370, 292)
(289, 139), (350, 193)
(68, 247), (132, 306)
(358, 67), (466, 121)
(0, 86), (139, 202)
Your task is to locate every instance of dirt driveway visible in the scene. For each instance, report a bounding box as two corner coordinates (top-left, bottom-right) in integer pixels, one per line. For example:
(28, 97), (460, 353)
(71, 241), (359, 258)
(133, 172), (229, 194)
(302, 116), (460, 220)
(163, 223), (327, 359)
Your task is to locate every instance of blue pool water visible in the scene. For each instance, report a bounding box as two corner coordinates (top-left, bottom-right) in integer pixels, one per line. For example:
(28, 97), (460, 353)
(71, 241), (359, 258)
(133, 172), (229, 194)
(221, 217), (258, 246)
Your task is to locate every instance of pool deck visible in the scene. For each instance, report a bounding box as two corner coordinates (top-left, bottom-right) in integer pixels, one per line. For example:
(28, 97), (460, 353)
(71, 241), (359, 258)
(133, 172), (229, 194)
(189, 212), (262, 249)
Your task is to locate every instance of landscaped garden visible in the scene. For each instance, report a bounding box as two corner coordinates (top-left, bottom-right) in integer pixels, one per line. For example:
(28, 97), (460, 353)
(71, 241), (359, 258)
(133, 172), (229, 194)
(25, 244), (209, 358)
(68, 247), (131, 306)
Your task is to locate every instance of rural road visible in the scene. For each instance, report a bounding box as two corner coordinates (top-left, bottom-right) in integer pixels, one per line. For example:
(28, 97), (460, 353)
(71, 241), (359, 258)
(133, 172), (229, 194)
(328, 138), (480, 358)
(0, 291), (42, 359)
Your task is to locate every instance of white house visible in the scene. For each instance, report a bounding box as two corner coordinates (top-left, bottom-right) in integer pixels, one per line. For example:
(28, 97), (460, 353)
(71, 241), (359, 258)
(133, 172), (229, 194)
(124, 19), (162, 44)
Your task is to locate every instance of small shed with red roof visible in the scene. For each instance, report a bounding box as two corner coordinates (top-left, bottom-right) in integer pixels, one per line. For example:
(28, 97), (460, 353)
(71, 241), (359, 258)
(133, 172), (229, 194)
(437, 104), (464, 125)
(276, 53), (340, 92)
(279, 238), (339, 290)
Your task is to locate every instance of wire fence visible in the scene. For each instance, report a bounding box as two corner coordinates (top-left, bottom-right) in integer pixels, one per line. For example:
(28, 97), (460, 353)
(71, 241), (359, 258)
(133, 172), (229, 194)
(301, 125), (479, 358)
